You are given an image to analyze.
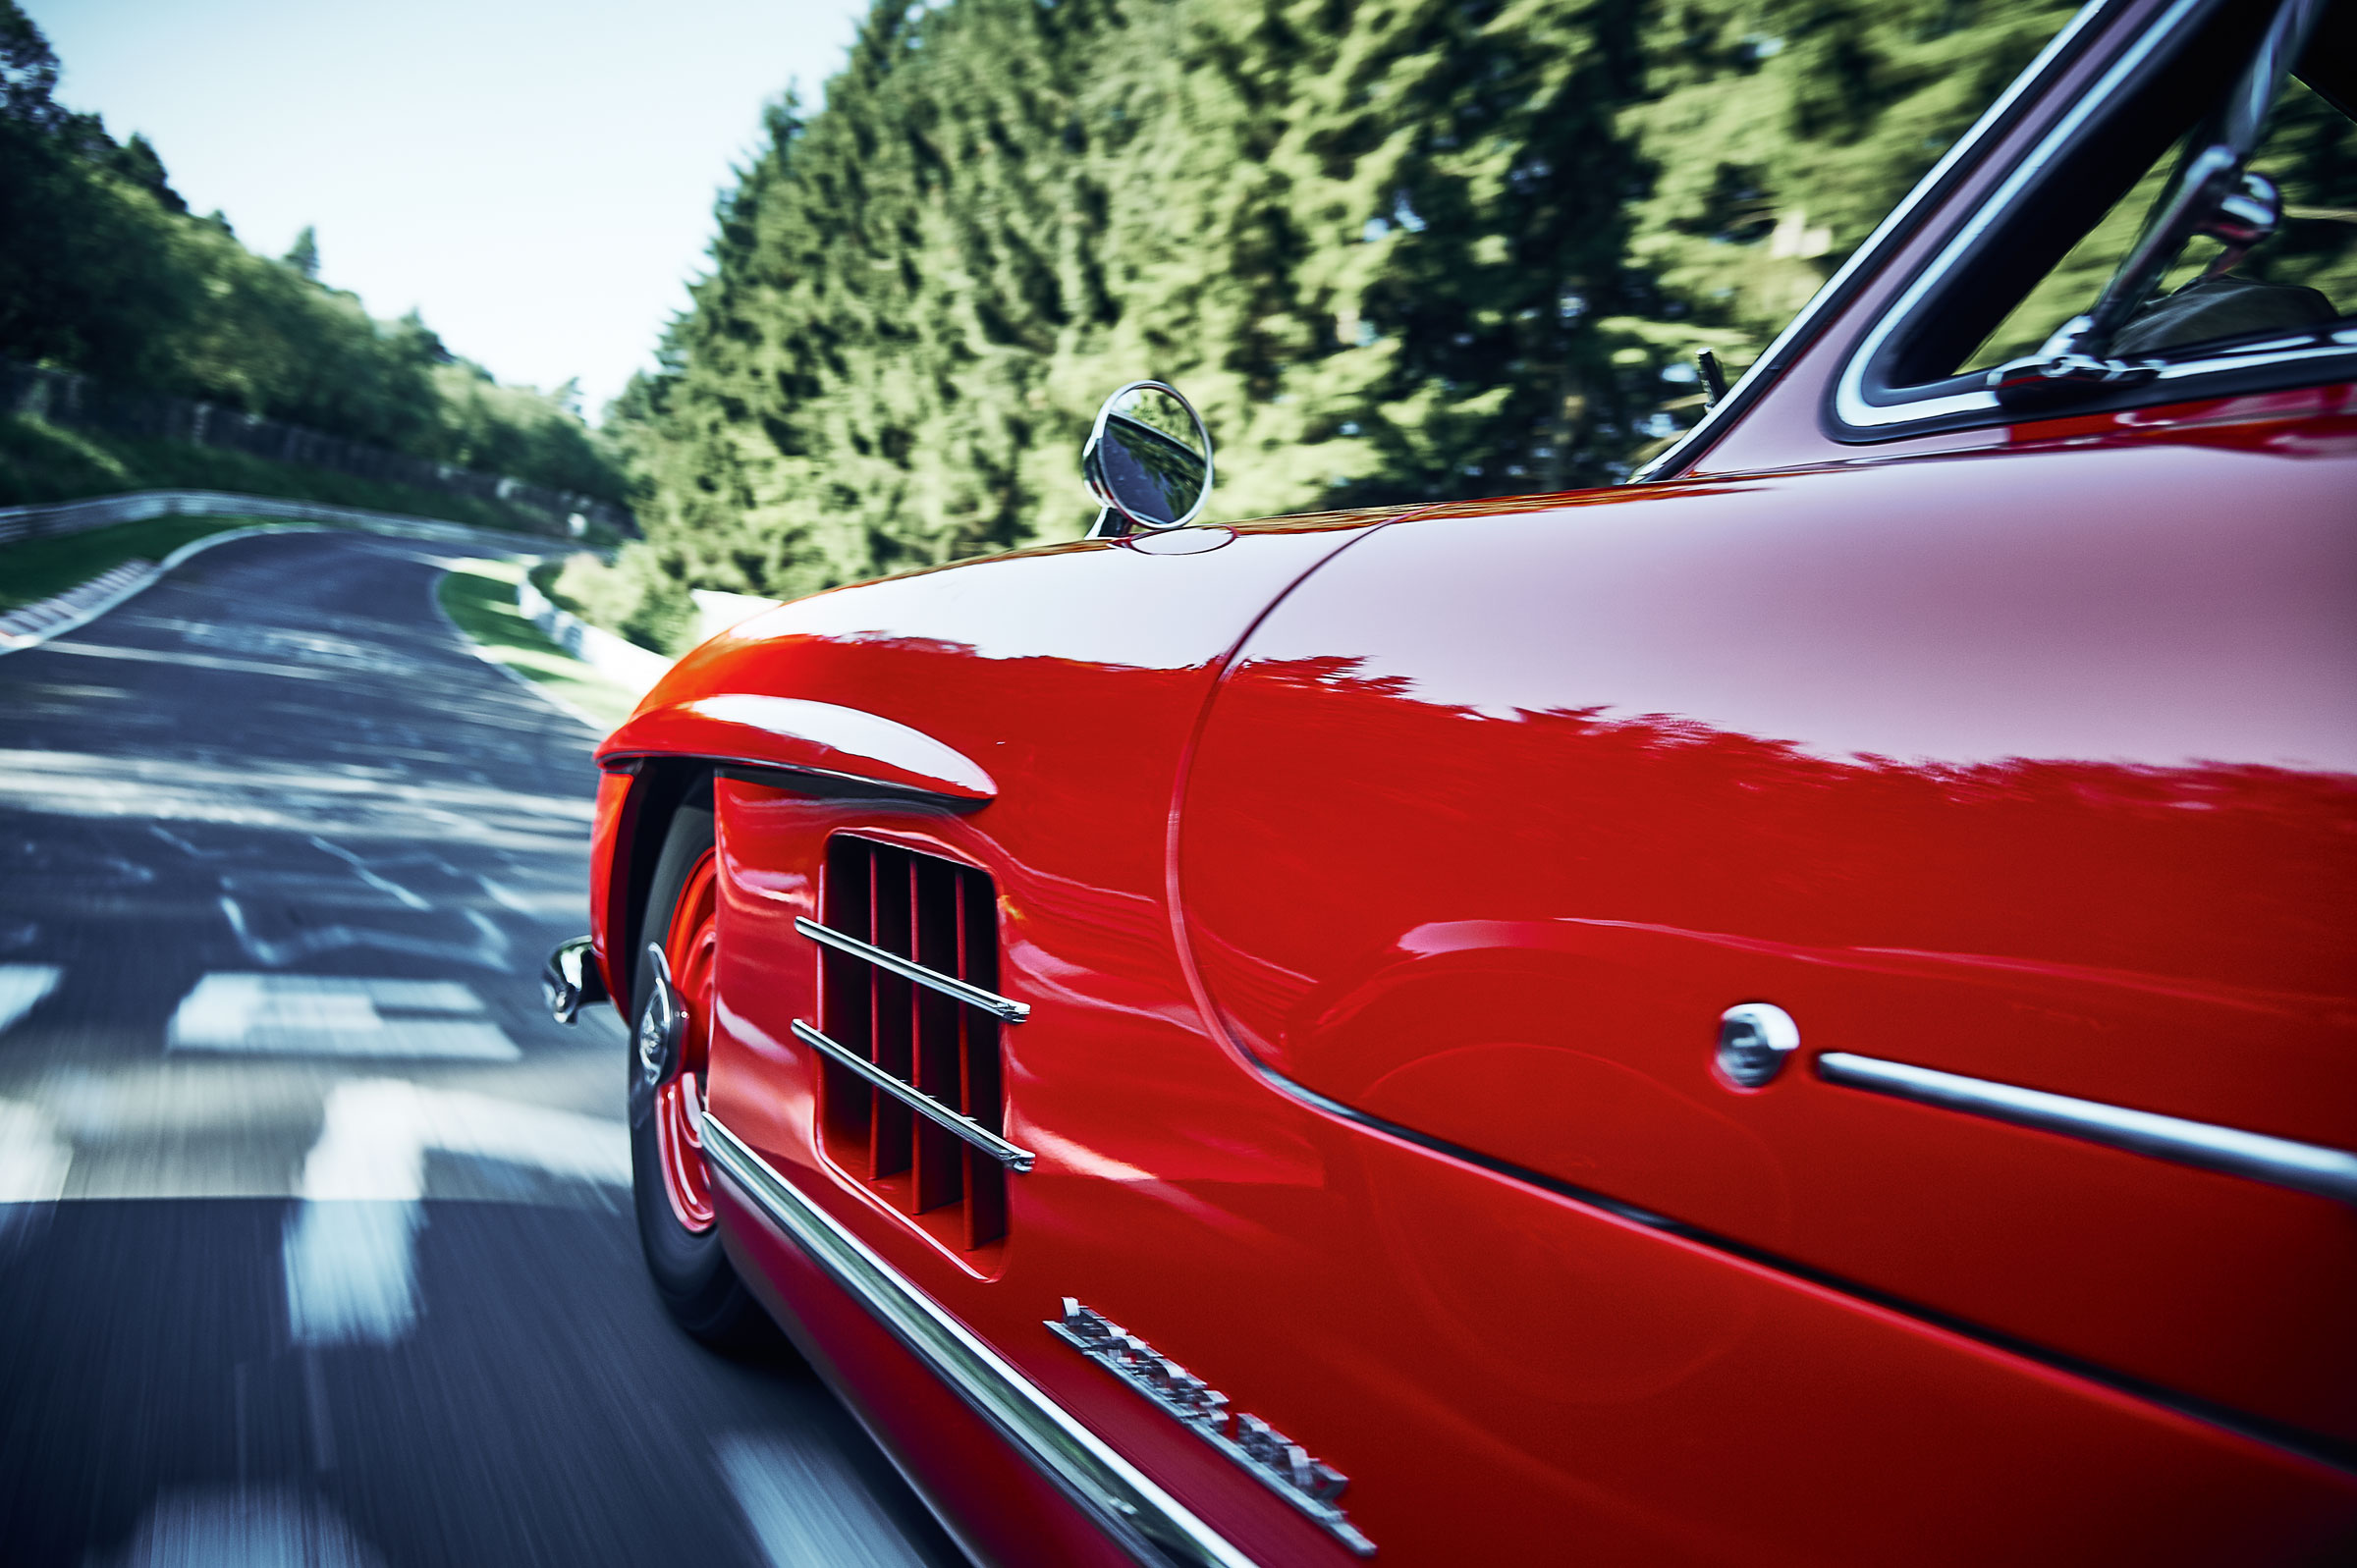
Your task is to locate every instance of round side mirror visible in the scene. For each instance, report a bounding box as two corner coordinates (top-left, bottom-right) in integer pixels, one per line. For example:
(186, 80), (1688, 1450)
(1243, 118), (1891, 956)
(1081, 381), (1213, 537)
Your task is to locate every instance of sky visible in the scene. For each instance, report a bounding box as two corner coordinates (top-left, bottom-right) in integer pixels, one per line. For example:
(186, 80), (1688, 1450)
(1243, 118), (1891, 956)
(26, 0), (873, 418)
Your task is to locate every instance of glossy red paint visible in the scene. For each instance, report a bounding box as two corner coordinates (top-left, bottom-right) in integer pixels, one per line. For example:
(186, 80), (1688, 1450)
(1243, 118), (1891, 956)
(577, 2), (2357, 1558)
(697, 755), (2357, 1566)
(590, 484), (2357, 1559)
(1178, 406), (2357, 1448)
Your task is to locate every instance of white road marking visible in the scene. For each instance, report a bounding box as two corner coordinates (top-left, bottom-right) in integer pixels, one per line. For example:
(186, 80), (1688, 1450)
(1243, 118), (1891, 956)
(167, 973), (520, 1060)
(0, 963), (61, 1035)
(309, 836), (431, 909)
(284, 1079), (630, 1344)
(98, 1487), (386, 1568)
(716, 1431), (931, 1568)
(0, 1097), (71, 1252)
(146, 823), (203, 856)
(476, 874), (576, 915)
(218, 895), (514, 972)
(0, 747), (591, 853)
(36, 638), (341, 679)
(0, 1097), (72, 1231)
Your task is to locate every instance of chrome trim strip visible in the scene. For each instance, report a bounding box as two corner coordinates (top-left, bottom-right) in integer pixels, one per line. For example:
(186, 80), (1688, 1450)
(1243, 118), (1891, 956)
(790, 1018), (1037, 1173)
(795, 915), (1031, 1023)
(1632, 0), (2112, 478)
(1818, 1052), (2357, 1205)
(1846, 332), (2357, 428)
(699, 1114), (1259, 1568)
(600, 750), (979, 805)
(681, 693), (997, 800)
(1242, 1057), (2357, 1471)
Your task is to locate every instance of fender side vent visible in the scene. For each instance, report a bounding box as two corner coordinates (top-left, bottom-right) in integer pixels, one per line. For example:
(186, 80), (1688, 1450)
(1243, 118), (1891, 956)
(812, 834), (1010, 1250)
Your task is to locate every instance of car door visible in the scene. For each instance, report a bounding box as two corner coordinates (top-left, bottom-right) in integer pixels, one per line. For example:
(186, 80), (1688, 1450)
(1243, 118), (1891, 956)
(1173, 399), (2357, 1455)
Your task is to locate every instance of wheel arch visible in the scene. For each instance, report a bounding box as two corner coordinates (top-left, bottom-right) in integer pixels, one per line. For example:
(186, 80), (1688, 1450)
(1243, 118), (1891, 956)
(603, 757), (715, 1019)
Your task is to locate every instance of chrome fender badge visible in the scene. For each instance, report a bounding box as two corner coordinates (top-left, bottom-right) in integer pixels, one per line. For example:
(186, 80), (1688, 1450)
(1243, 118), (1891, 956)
(1048, 1299), (1374, 1556)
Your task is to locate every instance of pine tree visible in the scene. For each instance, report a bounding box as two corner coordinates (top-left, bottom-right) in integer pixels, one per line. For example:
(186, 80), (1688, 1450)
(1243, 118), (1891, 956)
(1614, 0), (2081, 459)
(283, 224), (321, 280)
(616, 0), (1666, 603)
(612, 0), (2128, 612)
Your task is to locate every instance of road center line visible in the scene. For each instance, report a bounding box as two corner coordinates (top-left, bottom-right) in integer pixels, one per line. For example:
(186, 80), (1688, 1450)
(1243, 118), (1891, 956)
(0, 1097), (72, 1215)
(715, 1431), (931, 1568)
(217, 896), (513, 973)
(167, 973), (519, 1060)
(284, 1079), (630, 1345)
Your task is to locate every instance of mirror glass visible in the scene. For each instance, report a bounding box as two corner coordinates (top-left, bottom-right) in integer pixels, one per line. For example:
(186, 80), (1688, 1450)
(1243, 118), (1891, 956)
(1084, 383), (1212, 531)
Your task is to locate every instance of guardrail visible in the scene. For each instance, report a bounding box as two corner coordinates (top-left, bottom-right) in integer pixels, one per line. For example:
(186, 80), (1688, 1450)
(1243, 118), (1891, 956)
(0, 489), (550, 550)
(505, 582), (786, 697)
(516, 577), (674, 693)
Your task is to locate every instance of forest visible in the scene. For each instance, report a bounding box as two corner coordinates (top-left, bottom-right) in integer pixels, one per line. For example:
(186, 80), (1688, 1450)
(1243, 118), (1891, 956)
(11, 0), (2346, 643)
(0, 2), (623, 512)
(602, 0), (2087, 622)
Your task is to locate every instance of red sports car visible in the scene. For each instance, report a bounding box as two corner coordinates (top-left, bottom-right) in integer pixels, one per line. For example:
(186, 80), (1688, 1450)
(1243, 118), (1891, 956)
(544, 0), (2357, 1559)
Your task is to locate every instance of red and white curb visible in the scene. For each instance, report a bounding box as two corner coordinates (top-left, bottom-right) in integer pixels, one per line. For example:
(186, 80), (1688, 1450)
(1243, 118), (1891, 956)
(0, 524), (332, 656)
(0, 560), (159, 647)
(1, 501), (561, 659)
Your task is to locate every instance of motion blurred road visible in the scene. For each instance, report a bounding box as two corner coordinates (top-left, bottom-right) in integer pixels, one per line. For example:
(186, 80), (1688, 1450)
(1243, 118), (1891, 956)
(0, 531), (959, 1568)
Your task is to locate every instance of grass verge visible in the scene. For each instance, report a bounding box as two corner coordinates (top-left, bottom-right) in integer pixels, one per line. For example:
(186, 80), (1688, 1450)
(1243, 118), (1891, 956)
(435, 558), (645, 731)
(0, 514), (279, 611)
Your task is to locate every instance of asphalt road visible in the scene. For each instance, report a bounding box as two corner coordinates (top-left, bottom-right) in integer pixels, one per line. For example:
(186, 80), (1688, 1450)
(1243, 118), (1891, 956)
(0, 531), (960, 1568)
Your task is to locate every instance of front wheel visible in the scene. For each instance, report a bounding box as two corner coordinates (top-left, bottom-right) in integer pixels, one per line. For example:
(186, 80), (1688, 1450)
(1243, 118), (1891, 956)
(628, 796), (775, 1351)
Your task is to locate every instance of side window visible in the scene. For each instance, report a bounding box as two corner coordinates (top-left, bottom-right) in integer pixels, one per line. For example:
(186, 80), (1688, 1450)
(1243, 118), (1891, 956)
(1835, 0), (2357, 436)
(1965, 73), (2356, 373)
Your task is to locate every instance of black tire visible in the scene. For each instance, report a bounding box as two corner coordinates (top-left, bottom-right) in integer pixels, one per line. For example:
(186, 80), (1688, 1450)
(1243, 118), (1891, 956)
(629, 797), (779, 1354)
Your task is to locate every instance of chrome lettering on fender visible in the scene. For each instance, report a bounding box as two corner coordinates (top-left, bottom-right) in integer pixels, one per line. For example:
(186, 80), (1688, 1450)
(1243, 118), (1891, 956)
(1048, 1299), (1375, 1556)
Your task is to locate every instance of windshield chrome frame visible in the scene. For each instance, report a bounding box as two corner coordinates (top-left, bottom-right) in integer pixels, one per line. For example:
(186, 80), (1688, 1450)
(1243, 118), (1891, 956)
(1630, 0), (2116, 479)
(1828, 0), (2355, 438)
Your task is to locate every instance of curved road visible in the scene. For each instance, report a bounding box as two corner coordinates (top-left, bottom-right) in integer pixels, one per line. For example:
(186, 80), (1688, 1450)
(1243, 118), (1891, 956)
(0, 532), (958, 1567)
